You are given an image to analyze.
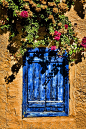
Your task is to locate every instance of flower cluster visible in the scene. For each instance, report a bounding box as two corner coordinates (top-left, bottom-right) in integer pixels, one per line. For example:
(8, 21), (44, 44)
(51, 46), (56, 50)
(81, 37), (86, 48)
(20, 11), (28, 18)
(54, 31), (61, 41)
(64, 24), (68, 29)
(51, 30), (86, 62)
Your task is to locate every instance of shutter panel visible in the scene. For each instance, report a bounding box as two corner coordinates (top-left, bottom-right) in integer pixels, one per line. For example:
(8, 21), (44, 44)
(23, 48), (69, 117)
(45, 55), (64, 112)
(27, 49), (46, 112)
(28, 62), (46, 107)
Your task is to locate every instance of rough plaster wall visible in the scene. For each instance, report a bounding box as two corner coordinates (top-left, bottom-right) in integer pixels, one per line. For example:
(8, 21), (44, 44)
(0, 31), (23, 129)
(0, 32), (8, 129)
(0, 5), (86, 129)
(74, 58), (86, 129)
(65, 5), (86, 40)
(65, 5), (86, 129)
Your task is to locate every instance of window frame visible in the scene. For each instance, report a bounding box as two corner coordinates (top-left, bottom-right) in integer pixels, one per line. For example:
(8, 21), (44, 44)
(22, 47), (69, 117)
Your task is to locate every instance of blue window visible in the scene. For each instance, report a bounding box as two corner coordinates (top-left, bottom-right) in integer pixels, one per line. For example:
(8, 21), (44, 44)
(22, 47), (69, 117)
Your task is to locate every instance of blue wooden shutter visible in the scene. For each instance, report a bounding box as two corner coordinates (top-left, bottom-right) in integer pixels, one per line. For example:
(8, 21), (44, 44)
(23, 47), (69, 117)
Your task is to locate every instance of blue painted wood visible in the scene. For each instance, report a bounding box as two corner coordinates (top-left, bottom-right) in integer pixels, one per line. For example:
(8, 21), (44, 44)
(34, 63), (39, 101)
(39, 64), (46, 101)
(46, 63), (52, 101)
(52, 64), (57, 101)
(22, 47), (69, 117)
(58, 66), (63, 101)
(28, 63), (34, 101)
(63, 51), (69, 115)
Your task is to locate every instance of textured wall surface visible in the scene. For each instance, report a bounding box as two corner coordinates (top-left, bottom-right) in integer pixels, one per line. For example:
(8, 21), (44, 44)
(65, 5), (86, 40)
(0, 5), (86, 129)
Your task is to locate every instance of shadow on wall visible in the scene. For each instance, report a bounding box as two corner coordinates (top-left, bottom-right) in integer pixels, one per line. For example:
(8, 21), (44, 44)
(0, 5), (24, 84)
(4, 34), (23, 84)
(0, 30), (83, 84)
(4, 58), (22, 84)
(74, 0), (85, 19)
(0, 6), (84, 84)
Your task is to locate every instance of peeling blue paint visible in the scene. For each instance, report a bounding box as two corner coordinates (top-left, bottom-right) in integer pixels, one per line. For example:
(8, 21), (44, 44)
(22, 47), (69, 117)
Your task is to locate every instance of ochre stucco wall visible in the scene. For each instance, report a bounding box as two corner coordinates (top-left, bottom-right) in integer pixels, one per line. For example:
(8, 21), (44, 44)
(0, 5), (86, 129)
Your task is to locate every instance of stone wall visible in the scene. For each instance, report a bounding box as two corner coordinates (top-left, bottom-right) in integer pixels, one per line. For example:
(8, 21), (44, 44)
(0, 5), (86, 129)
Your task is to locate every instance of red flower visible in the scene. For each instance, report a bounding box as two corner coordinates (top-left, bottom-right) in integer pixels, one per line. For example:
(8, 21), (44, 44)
(64, 24), (68, 29)
(81, 37), (86, 48)
(54, 31), (61, 41)
(20, 11), (28, 18)
(54, 31), (58, 35)
(54, 31), (61, 36)
(54, 36), (60, 41)
(51, 46), (56, 50)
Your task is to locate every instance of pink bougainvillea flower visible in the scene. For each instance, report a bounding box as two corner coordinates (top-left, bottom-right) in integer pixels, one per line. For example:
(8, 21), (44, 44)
(81, 37), (86, 48)
(54, 31), (61, 41)
(54, 31), (58, 35)
(54, 31), (61, 36)
(20, 11), (28, 18)
(54, 36), (60, 41)
(51, 46), (56, 50)
(64, 24), (68, 29)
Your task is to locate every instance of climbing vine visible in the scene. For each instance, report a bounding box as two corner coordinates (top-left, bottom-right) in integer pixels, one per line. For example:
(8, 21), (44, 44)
(0, 0), (85, 62)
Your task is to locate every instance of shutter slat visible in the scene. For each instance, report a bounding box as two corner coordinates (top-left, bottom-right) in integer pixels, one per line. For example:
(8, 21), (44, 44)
(46, 64), (52, 101)
(28, 63), (34, 101)
(34, 63), (40, 101)
(50, 63), (53, 101)
(39, 64), (46, 101)
(51, 63), (57, 101)
(29, 102), (45, 107)
(46, 102), (64, 107)
(58, 66), (63, 101)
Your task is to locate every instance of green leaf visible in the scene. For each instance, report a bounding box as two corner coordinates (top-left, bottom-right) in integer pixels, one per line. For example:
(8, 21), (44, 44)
(69, 50), (72, 55)
(73, 49), (76, 53)
(6, 18), (9, 21)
